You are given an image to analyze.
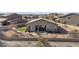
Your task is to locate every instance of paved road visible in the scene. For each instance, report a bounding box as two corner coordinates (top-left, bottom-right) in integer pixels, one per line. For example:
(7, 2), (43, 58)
(0, 39), (79, 47)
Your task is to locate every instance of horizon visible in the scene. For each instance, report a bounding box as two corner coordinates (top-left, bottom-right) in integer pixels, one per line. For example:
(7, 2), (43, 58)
(0, 12), (70, 14)
(0, 12), (79, 15)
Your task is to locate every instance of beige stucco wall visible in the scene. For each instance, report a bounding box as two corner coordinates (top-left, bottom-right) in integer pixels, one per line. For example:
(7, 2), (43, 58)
(26, 20), (58, 32)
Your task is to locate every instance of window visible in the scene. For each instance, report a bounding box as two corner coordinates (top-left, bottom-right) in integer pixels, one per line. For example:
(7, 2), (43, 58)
(68, 17), (71, 19)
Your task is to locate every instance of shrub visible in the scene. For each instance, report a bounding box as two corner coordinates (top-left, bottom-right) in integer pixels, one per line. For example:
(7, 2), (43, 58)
(17, 27), (28, 32)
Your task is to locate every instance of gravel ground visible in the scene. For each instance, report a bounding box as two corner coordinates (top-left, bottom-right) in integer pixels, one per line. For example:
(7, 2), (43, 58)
(0, 39), (79, 47)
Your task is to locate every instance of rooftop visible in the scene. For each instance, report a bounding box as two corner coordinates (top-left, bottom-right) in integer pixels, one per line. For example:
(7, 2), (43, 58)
(26, 18), (57, 25)
(59, 13), (79, 18)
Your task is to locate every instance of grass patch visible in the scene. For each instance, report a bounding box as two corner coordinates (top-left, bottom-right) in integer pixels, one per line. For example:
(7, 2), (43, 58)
(17, 27), (28, 32)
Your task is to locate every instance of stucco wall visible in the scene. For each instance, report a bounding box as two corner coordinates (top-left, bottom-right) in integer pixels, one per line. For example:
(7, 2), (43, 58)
(26, 20), (58, 32)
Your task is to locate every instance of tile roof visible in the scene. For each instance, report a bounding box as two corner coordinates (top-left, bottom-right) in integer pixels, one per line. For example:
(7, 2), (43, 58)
(26, 18), (57, 25)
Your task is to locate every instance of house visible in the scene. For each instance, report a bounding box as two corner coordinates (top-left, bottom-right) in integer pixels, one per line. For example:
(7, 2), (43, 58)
(2, 13), (27, 25)
(26, 18), (58, 33)
(0, 14), (9, 26)
(0, 13), (11, 18)
(59, 13), (79, 25)
(0, 18), (7, 26)
(7, 13), (22, 20)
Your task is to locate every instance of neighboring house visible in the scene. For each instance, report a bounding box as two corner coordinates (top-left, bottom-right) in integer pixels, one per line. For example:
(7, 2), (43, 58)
(0, 18), (7, 26)
(7, 13), (22, 20)
(2, 13), (27, 25)
(59, 13), (79, 25)
(0, 13), (10, 18)
(26, 18), (58, 33)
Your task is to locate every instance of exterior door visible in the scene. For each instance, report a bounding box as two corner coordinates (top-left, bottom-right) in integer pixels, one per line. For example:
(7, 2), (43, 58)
(35, 25), (46, 32)
(35, 25), (39, 31)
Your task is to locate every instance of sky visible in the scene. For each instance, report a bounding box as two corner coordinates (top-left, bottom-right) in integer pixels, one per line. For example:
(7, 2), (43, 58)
(0, 0), (79, 12)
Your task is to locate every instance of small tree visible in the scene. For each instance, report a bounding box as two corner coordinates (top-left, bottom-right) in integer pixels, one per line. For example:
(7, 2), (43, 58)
(47, 14), (54, 20)
(37, 35), (51, 47)
(76, 24), (79, 26)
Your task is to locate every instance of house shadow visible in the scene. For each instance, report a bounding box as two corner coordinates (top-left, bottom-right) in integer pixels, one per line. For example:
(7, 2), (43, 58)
(56, 26), (68, 34)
